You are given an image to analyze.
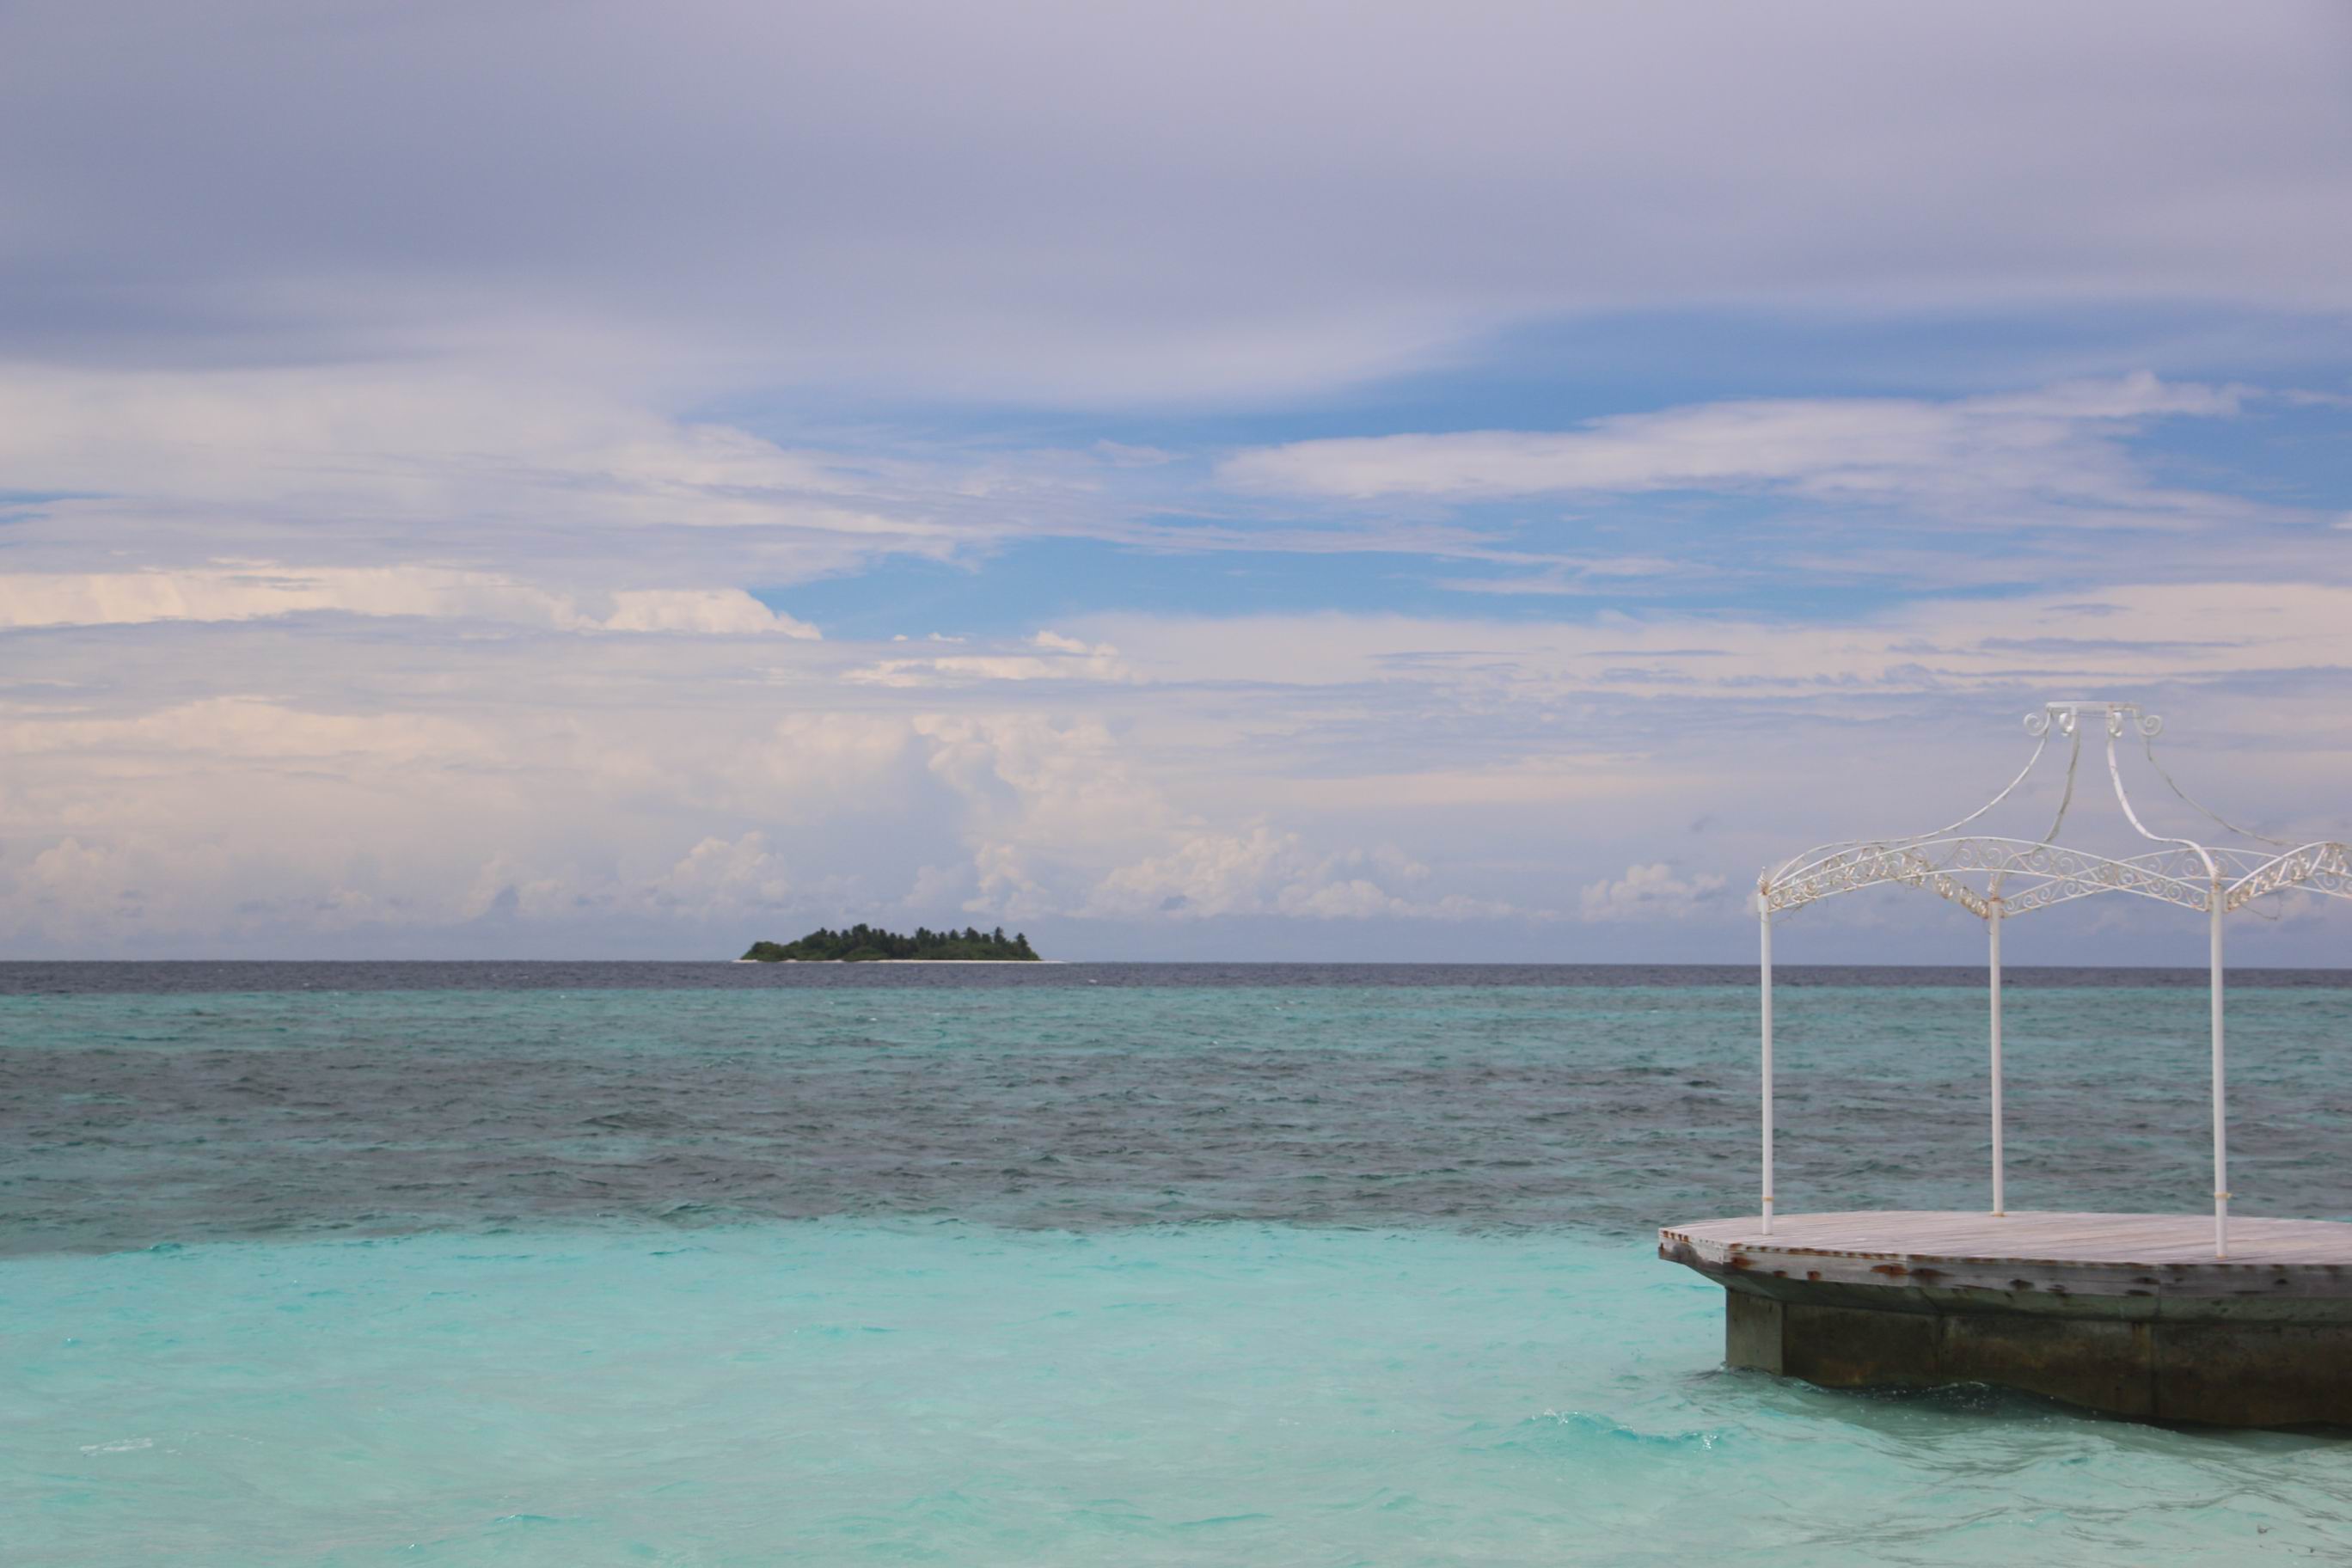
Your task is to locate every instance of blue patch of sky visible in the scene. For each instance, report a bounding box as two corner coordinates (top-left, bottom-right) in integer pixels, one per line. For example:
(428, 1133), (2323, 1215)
(2131, 397), (2352, 516)
(1271, 304), (2352, 438)
(738, 303), (2352, 636)
(700, 303), (2352, 455)
(758, 537), (1473, 640)
(0, 491), (98, 530)
(760, 499), (2005, 640)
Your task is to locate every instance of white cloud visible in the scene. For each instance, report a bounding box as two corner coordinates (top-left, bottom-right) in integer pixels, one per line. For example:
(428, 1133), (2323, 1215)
(901, 862), (972, 911)
(0, 348), (2346, 962)
(600, 590), (818, 638)
(11, 561), (2352, 953)
(5, 573), (2351, 956)
(8, 6), (2350, 403)
(0, 686), (1517, 949)
(1073, 578), (2352, 700)
(1090, 826), (1315, 918)
(0, 566), (819, 637)
(1220, 374), (2253, 528)
(5, 5), (2350, 965)
(1087, 828), (1528, 922)
(0, 695), (482, 763)
(722, 714), (924, 824)
(643, 832), (792, 911)
(879, 716), (1509, 923)
(847, 631), (1133, 687)
(1579, 862), (1730, 922)
(0, 363), (891, 532)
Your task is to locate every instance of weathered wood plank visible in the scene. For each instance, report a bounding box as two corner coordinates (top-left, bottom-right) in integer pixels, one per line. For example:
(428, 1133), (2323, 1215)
(1660, 1210), (2352, 1312)
(1666, 1210), (2352, 1265)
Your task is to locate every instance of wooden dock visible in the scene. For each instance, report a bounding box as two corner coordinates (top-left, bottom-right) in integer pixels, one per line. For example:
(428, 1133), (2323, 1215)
(1666, 1210), (2352, 1291)
(1676, 701), (2352, 1423)
(1660, 1210), (2352, 1425)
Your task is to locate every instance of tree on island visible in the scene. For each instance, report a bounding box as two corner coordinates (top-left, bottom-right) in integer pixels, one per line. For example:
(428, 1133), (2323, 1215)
(740, 923), (1040, 962)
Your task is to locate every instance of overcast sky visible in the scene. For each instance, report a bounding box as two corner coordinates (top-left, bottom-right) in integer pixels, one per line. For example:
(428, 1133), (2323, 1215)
(6, 0), (2352, 960)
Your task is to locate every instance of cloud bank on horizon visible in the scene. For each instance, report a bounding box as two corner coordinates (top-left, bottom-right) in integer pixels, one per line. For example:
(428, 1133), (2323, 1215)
(4, 0), (2351, 960)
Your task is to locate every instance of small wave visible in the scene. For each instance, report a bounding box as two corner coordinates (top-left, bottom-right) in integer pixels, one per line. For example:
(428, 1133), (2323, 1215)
(1533, 1409), (1731, 1451)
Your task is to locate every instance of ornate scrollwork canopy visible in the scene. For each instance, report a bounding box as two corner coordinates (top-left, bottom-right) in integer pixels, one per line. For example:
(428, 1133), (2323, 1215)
(1760, 701), (2349, 922)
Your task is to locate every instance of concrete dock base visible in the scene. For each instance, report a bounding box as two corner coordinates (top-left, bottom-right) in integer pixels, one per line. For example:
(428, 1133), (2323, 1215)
(1721, 1285), (2352, 1426)
(1663, 1211), (2352, 1428)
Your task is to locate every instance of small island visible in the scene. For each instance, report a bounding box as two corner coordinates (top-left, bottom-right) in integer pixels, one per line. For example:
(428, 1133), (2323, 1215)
(739, 923), (1041, 962)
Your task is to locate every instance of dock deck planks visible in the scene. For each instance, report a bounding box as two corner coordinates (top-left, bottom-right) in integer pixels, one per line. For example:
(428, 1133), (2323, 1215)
(1664, 1210), (2352, 1268)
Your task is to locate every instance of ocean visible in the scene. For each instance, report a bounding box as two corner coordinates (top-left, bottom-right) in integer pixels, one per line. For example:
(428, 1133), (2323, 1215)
(6, 964), (2352, 1564)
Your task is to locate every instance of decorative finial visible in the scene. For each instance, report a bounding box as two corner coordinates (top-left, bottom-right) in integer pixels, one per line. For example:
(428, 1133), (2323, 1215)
(2025, 700), (2160, 741)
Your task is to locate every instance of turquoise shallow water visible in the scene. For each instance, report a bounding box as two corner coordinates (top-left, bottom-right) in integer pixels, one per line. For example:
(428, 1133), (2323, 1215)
(12, 1223), (2352, 1565)
(7, 968), (2352, 1562)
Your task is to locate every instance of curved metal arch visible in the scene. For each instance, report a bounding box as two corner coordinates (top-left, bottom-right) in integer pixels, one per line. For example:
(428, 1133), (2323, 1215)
(1749, 699), (2318, 1263)
(1996, 846), (2265, 917)
(1753, 701), (2288, 923)
(1765, 835), (2213, 920)
(2226, 841), (2352, 914)
(1763, 726), (2055, 893)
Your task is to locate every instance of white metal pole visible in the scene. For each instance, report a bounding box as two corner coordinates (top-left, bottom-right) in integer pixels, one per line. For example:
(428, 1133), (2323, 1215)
(1760, 897), (1774, 1236)
(1988, 903), (2006, 1217)
(2211, 885), (2229, 1259)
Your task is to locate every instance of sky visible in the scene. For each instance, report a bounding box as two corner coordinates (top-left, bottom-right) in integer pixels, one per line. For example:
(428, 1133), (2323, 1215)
(5, 0), (2352, 962)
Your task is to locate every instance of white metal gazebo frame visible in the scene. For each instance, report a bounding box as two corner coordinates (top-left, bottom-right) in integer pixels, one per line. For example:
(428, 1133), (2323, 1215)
(1755, 700), (2352, 1258)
